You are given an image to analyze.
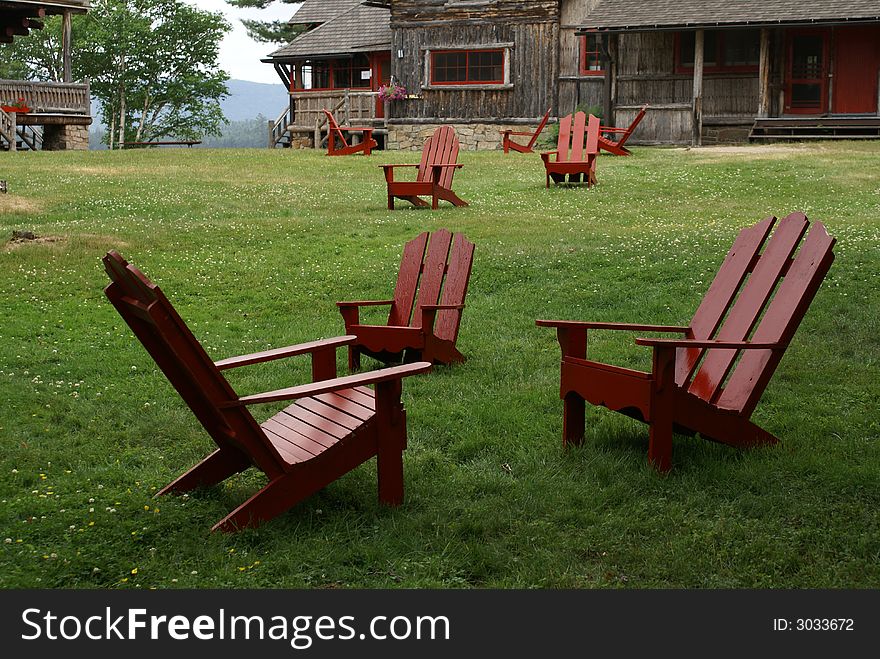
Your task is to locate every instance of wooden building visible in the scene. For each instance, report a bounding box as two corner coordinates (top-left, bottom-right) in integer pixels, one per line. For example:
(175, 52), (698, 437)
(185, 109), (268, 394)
(577, 0), (880, 144)
(263, 0), (392, 148)
(265, 1), (880, 149)
(0, 0), (92, 151)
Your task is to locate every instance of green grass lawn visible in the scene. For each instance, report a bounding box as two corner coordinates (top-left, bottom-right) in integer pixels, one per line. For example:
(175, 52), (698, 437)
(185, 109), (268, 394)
(0, 142), (878, 588)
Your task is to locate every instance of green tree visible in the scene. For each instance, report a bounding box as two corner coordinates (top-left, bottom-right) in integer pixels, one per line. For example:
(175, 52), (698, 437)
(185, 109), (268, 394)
(1, 0), (230, 147)
(225, 0), (305, 44)
(0, 16), (63, 81)
(77, 0), (230, 146)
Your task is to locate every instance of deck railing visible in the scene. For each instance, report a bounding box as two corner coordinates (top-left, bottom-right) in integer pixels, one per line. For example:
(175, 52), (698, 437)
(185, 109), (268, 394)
(269, 90), (382, 148)
(0, 79), (90, 114)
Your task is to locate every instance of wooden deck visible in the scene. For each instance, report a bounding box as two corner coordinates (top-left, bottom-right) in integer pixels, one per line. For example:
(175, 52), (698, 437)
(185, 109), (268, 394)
(269, 89), (384, 148)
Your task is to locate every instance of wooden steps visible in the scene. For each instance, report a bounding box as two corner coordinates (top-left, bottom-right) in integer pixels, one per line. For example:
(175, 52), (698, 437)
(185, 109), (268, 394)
(750, 117), (880, 141)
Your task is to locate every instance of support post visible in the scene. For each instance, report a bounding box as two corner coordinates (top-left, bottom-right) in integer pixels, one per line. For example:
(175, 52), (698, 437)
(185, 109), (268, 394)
(691, 29), (704, 147)
(62, 10), (72, 83)
(601, 33), (613, 125)
(758, 28), (771, 118)
(9, 111), (16, 152)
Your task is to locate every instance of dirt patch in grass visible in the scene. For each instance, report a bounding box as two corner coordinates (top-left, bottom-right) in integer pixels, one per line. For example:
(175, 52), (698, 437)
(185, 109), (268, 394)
(0, 195), (43, 215)
(685, 144), (818, 161)
(4, 233), (66, 251)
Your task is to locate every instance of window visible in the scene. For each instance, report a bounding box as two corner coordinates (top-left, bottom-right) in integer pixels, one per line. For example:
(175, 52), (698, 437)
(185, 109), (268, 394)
(295, 55), (372, 91)
(579, 34), (604, 75)
(676, 29), (760, 73)
(430, 49), (505, 85)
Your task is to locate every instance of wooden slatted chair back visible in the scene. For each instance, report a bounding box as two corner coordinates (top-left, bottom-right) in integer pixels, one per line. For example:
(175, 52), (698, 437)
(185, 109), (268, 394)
(322, 109), (350, 149)
(616, 104), (647, 148)
(103, 251), (285, 477)
(556, 112), (600, 162)
(525, 107), (552, 150)
(677, 213), (835, 414)
(387, 229), (475, 341)
(415, 126), (460, 189)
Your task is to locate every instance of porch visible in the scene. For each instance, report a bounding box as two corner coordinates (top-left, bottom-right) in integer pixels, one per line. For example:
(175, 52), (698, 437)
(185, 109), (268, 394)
(0, 80), (91, 152)
(268, 89), (386, 149)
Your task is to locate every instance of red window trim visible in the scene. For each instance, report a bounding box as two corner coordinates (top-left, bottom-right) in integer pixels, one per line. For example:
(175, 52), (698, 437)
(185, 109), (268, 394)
(429, 48), (505, 85)
(674, 30), (760, 75)
(579, 34), (604, 76)
(291, 58), (372, 92)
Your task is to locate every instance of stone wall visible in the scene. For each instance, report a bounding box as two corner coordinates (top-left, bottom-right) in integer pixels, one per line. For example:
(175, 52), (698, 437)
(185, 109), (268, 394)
(387, 121), (545, 151)
(701, 123), (752, 145)
(42, 124), (89, 151)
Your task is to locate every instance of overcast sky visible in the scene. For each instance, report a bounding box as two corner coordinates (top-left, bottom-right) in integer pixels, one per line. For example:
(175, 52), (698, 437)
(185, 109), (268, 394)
(186, 0), (300, 85)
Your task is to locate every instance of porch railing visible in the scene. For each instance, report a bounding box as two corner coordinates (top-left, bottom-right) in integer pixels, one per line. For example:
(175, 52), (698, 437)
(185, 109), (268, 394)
(269, 89), (381, 148)
(0, 79), (90, 114)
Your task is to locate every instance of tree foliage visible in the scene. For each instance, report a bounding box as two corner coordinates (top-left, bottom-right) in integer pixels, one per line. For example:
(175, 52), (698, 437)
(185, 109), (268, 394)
(226, 0), (305, 43)
(79, 0), (231, 145)
(1, 0), (231, 147)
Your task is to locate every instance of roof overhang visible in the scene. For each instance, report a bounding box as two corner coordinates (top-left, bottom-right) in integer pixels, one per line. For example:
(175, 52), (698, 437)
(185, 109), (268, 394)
(0, 0), (90, 14)
(576, 16), (880, 35)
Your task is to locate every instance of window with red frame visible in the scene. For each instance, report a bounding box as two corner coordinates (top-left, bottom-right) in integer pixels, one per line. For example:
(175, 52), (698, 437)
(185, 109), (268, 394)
(676, 29), (760, 73)
(579, 34), (604, 75)
(430, 49), (504, 85)
(295, 55), (371, 91)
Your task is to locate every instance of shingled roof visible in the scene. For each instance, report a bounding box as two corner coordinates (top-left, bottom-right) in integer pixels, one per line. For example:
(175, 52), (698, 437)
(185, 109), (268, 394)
(269, 1), (390, 60)
(287, 0), (362, 26)
(581, 0), (880, 31)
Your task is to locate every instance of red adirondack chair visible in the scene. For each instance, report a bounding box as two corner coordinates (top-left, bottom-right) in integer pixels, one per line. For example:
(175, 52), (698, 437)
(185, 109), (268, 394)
(598, 104), (648, 156)
(537, 212), (835, 472)
(500, 107), (552, 154)
(541, 112), (600, 188)
(322, 109), (377, 156)
(382, 125), (468, 209)
(337, 229), (475, 369)
(103, 251), (431, 532)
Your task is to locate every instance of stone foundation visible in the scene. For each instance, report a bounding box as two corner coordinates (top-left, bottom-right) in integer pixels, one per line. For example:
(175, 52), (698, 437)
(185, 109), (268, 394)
(701, 124), (752, 145)
(387, 121), (545, 151)
(42, 124), (89, 151)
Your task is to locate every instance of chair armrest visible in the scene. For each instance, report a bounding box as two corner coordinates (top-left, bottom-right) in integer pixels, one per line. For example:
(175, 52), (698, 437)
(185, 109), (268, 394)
(225, 362), (432, 407)
(634, 338), (783, 350)
(537, 320), (690, 361)
(380, 164), (420, 169)
(599, 127), (629, 134)
(336, 300), (394, 308)
(500, 130), (536, 136)
(536, 320), (690, 333)
(214, 335), (356, 370)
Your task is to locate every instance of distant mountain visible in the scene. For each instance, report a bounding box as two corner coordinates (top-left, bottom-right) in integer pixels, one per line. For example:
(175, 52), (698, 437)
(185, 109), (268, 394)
(221, 79), (290, 122)
(90, 79), (289, 127)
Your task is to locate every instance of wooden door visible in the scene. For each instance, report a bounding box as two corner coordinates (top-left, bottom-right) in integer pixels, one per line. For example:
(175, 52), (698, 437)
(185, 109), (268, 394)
(832, 26), (880, 115)
(785, 30), (829, 115)
(373, 52), (392, 119)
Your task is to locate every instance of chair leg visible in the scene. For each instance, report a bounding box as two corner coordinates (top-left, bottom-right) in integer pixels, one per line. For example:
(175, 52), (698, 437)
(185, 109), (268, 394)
(648, 417), (673, 473)
(563, 392), (585, 447)
(375, 379), (406, 506)
(348, 344), (361, 370)
(648, 346), (675, 473)
(157, 448), (251, 496)
(388, 193), (395, 210)
(211, 472), (318, 533)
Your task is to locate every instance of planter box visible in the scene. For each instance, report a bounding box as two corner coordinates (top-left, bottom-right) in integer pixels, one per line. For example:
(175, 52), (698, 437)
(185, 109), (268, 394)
(1, 105), (31, 113)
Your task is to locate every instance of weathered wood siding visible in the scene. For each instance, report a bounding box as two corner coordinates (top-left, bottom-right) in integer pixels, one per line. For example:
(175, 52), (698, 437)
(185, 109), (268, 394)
(614, 32), (760, 143)
(558, 0), (603, 115)
(391, 1), (558, 26)
(389, 1), (558, 122)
